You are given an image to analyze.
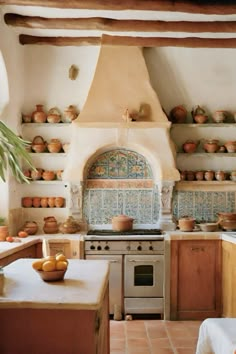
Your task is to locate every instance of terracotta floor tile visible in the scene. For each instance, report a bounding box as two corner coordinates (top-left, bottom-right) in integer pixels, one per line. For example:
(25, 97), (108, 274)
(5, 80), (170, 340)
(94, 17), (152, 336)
(147, 327), (168, 339)
(126, 328), (147, 338)
(170, 337), (198, 348)
(150, 337), (172, 348)
(110, 338), (126, 351)
(176, 348), (196, 354)
(151, 349), (175, 354)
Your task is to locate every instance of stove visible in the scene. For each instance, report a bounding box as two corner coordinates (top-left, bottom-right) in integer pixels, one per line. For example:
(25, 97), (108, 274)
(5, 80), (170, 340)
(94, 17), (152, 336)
(85, 229), (164, 242)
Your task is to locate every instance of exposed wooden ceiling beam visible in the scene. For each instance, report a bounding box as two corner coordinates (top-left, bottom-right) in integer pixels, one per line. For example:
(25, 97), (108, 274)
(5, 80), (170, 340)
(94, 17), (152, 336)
(5, 13), (236, 33)
(19, 34), (236, 48)
(1, 0), (236, 15)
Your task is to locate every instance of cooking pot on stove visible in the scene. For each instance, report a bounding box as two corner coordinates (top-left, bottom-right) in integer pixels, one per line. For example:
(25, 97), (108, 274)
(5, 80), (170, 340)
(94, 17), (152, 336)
(112, 214), (134, 232)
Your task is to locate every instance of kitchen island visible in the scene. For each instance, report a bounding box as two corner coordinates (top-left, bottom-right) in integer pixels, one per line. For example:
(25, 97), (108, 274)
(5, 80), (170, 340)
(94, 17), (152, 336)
(0, 258), (110, 354)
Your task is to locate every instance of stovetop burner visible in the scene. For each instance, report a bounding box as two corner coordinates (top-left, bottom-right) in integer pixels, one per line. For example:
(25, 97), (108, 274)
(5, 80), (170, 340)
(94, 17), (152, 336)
(87, 229), (162, 236)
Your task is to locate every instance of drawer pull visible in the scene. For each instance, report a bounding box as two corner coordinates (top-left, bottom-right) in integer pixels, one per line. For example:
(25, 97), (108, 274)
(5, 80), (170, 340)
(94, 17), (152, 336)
(191, 247), (205, 252)
(128, 259), (160, 263)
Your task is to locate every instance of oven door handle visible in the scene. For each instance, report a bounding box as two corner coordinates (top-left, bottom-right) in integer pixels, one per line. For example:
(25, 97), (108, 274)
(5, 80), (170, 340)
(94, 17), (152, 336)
(128, 259), (160, 263)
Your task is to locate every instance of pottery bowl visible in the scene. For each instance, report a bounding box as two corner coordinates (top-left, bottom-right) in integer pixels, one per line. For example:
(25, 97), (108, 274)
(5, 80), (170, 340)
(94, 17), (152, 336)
(220, 220), (236, 231)
(36, 269), (66, 282)
(198, 223), (219, 232)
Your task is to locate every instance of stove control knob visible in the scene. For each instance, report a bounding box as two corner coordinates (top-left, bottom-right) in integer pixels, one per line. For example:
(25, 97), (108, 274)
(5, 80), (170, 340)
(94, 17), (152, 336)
(104, 245), (110, 251)
(137, 245), (142, 251)
(90, 245), (95, 250)
(126, 245), (131, 251)
(149, 246), (153, 251)
(97, 245), (102, 251)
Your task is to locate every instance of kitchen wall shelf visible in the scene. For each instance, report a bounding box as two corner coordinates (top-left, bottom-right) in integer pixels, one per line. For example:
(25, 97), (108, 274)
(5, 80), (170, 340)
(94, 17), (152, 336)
(175, 180), (236, 191)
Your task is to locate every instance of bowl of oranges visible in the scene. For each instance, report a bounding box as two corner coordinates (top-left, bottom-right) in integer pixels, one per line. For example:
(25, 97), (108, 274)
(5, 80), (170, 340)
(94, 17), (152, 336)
(32, 253), (68, 282)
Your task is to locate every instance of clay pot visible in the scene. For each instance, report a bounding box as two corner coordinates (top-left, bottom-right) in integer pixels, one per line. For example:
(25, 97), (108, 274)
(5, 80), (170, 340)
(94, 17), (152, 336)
(42, 170), (55, 181)
(31, 136), (47, 153)
(23, 169), (31, 179)
(62, 143), (70, 153)
(195, 171), (204, 181)
(182, 140), (198, 153)
(47, 197), (55, 208)
(43, 216), (59, 234)
(63, 105), (78, 123)
(32, 104), (47, 123)
(169, 105), (187, 123)
(31, 168), (43, 181)
(224, 141), (236, 153)
(230, 171), (236, 182)
(59, 216), (80, 234)
(186, 171), (195, 181)
(179, 170), (187, 181)
(215, 170), (226, 181)
(22, 114), (32, 123)
(54, 197), (65, 208)
(203, 140), (219, 153)
(0, 226), (9, 241)
(112, 214), (134, 231)
(204, 170), (215, 181)
(40, 197), (48, 208)
(22, 221), (38, 235)
(193, 114), (208, 124)
(47, 139), (62, 153)
(178, 217), (195, 232)
(22, 197), (33, 208)
(32, 197), (41, 208)
(212, 110), (227, 123)
(47, 107), (61, 123)
(56, 170), (63, 180)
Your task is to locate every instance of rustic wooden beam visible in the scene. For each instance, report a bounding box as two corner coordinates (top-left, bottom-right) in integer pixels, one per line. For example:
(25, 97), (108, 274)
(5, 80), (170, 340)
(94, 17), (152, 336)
(6, 13), (236, 33)
(1, 0), (236, 15)
(19, 34), (236, 48)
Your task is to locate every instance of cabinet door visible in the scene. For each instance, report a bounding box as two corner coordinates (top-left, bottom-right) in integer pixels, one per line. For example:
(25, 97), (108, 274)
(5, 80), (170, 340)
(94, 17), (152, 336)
(170, 240), (222, 320)
(0, 245), (37, 266)
(222, 241), (236, 317)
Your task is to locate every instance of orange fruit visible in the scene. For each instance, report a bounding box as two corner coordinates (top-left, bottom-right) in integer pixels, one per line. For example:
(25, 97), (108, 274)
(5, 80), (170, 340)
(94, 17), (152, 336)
(32, 259), (44, 271)
(42, 260), (56, 272)
(18, 230), (28, 238)
(56, 261), (68, 271)
(6, 236), (14, 242)
(56, 254), (68, 263)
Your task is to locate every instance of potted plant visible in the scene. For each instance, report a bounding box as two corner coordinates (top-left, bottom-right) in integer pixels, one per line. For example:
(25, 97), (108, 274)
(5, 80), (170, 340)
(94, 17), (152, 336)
(0, 217), (8, 241)
(0, 120), (35, 183)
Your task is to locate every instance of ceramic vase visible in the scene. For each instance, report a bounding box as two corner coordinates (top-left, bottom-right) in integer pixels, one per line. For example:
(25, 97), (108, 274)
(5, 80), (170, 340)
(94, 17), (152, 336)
(32, 104), (47, 123)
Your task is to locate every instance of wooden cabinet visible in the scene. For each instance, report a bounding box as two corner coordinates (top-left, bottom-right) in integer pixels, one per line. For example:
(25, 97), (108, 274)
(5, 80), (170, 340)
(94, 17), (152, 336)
(222, 240), (236, 317)
(170, 239), (222, 320)
(0, 243), (42, 267)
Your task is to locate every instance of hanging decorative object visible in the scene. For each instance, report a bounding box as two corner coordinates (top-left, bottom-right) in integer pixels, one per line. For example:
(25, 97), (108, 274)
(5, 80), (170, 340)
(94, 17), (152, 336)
(69, 65), (79, 80)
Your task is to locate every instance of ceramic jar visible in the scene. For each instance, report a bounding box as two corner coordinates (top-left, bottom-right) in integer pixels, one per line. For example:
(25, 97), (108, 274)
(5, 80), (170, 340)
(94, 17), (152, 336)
(40, 197), (48, 208)
(0, 225), (9, 241)
(22, 197), (33, 208)
(54, 197), (65, 208)
(182, 140), (198, 153)
(215, 170), (226, 181)
(203, 139), (219, 153)
(56, 170), (63, 180)
(59, 216), (79, 234)
(32, 197), (41, 208)
(22, 114), (32, 123)
(22, 221), (38, 235)
(230, 171), (236, 181)
(47, 107), (61, 123)
(179, 170), (187, 181)
(212, 110), (227, 123)
(31, 168), (43, 180)
(193, 114), (208, 124)
(43, 216), (59, 234)
(42, 170), (55, 181)
(195, 170), (204, 181)
(63, 105), (78, 122)
(169, 105), (187, 123)
(178, 217), (195, 232)
(47, 197), (55, 208)
(186, 171), (195, 181)
(31, 136), (47, 153)
(32, 104), (47, 123)
(224, 141), (236, 153)
(204, 170), (215, 181)
(47, 139), (62, 153)
(112, 214), (134, 231)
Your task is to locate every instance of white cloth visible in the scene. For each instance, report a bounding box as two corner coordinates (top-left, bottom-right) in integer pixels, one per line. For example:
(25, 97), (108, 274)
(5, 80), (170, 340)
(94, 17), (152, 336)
(196, 318), (236, 354)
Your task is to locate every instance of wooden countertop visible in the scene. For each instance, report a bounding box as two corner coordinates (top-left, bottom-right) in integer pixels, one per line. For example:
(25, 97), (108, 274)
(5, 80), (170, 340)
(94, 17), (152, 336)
(0, 258), (109, 310)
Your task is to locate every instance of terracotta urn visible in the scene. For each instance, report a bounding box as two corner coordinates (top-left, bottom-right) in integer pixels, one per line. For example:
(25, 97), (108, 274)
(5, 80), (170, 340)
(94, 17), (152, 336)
(178, 217), (195, 232)
(203, 139), (219, 153)
(182, 140), (198, 153)
(224, 141), (236, 153)
(43, 216), (59, 234)
(31, 104), (47, 123)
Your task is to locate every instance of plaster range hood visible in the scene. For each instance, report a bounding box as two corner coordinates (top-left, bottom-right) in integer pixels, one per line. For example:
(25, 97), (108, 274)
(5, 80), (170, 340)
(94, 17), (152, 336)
(63, 40), (180, 230)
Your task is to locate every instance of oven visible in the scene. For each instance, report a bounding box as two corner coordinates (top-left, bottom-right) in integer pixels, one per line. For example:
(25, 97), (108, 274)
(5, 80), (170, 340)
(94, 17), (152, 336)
(84, 229), (165, 318)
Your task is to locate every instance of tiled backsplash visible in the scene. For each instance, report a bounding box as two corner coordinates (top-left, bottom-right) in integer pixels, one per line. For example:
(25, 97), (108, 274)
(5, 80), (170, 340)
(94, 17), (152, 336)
(83, 148), (236, 226)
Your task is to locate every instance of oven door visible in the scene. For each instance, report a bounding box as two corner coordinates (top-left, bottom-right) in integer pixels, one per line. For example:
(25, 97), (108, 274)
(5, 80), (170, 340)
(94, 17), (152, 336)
(124, 254), (164, 298)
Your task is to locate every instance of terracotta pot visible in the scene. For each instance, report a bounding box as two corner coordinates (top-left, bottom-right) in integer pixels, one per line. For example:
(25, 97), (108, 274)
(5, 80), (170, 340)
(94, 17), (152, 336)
(59, 216), (79, 234)
(186, 171), (195, 181)
(169, 105), (187, 124)
(182, 140), (198, 153)
(56, 170), (63, 180)
(215, 170), (226, 181)
(32, 197), (41, 208)
(203, 140), (219, 153)
(204, 170), (214, 181)
(47, 197), (55, 208)
(22, 221), (38, 235)
(43, 216), (59, 234)
(42, 170), (55, 181)
(63, 105), (78, 123)
(54, 197), (65, 208)
(178, 217), (195, 232)
(47, 139), (62, 153)
(212, 110), (227, 123)
(195, 171), (204, 181)
(31, 168), (43, 181)
(230, 171), (236, 181)
(193, 114), (208, 124)
(112, 214), (134, 231)
(0, 225), (8, 241)
(22, 114), (32, 123)
(22, 197), (33, 208)
(40, 197), (48, 208)
(32, 104), (47, 123)
(179, 170), (187, 181)
(224, 141), (236, 153)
